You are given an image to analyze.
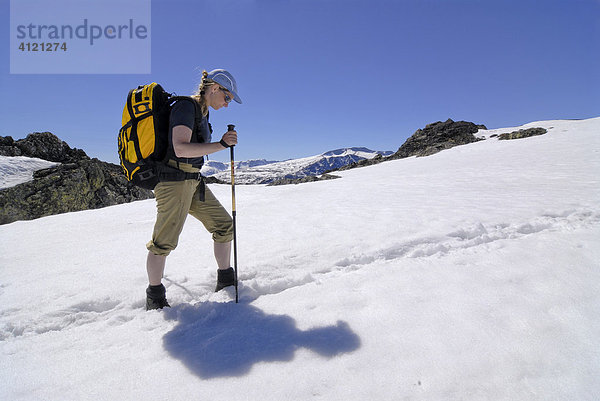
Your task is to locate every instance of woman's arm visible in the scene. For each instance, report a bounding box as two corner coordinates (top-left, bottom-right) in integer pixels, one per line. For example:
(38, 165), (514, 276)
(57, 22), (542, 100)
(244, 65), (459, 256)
(172, 125), (237, 158)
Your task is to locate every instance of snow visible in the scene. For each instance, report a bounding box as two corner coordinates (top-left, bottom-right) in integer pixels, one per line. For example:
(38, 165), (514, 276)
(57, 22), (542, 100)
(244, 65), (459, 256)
(201, 159), (278, 177)
(0, 156), (58, 189)
(1, 118), (599, 400)
(206, 147), (389, 184)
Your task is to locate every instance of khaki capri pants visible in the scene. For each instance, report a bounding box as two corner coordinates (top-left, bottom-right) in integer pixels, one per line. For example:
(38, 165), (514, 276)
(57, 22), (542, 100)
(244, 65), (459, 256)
(146, 179), (234, 256)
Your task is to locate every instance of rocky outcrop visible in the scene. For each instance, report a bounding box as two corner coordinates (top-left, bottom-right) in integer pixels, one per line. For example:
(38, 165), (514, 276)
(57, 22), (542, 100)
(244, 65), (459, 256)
(497, 127), (547, 140)
(390, 119), (485, 159)
(332, 154), (385, 172)
(266, 173), (340, 186)
(0, 132), (154, 225)
(332, 119), (486, 173)
(0, 132), (88, 162)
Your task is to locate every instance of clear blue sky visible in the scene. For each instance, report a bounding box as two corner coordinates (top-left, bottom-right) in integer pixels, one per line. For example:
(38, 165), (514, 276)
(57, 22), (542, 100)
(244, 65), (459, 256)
(1, 0), (598, 164)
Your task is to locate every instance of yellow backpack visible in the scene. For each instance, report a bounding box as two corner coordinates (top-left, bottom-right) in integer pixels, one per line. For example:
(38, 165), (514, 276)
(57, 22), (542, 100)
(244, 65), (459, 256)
(118, 83), (190, 189)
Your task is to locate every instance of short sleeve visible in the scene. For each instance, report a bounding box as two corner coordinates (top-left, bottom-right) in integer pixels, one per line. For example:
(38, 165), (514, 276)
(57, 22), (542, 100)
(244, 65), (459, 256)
(169, 100), (195, 131)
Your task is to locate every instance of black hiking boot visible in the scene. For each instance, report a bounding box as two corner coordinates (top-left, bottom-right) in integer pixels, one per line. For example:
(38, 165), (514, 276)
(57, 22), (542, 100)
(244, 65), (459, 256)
(146, 284), (170, 311)
(215, 267), (236, 292)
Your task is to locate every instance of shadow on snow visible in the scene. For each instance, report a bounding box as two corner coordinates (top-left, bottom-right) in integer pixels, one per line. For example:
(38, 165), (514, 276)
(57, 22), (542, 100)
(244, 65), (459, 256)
(162, 301), (361, 379)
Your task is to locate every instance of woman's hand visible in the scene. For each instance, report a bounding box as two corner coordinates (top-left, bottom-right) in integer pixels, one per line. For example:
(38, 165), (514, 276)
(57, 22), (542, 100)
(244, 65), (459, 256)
(220, 130), (238, 147)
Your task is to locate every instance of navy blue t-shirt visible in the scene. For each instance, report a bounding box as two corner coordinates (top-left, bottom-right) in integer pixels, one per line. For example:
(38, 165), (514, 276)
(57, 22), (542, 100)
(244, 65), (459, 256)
(168, 99), (211, 168)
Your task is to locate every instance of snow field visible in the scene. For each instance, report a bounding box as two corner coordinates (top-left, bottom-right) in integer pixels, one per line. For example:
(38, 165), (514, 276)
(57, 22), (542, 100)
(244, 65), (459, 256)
(1, 117), (599, 400)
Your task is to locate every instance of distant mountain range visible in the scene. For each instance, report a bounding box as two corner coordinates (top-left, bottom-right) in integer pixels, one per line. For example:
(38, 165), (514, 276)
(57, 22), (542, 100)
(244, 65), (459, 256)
(201, 147), (393, 184)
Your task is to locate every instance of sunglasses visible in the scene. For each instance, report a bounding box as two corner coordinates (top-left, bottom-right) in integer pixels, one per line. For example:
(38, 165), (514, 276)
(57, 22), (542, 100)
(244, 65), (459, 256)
(219, 87), (232, 104)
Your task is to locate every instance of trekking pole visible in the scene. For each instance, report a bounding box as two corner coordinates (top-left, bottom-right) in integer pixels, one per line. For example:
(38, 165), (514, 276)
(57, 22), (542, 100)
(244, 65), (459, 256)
(227, 124), (239, 303)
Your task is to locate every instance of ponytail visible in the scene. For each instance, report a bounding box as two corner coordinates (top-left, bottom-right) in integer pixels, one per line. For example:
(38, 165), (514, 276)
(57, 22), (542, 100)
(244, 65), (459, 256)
(192, 70), (215, 117)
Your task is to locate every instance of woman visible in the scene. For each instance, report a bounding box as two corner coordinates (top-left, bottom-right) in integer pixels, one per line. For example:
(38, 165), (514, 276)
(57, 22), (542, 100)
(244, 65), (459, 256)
(145, 68), (242, 310)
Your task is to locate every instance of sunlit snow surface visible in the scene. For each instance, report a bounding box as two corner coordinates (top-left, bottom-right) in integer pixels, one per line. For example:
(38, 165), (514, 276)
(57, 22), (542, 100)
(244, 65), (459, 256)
(1, 118), (599, 400)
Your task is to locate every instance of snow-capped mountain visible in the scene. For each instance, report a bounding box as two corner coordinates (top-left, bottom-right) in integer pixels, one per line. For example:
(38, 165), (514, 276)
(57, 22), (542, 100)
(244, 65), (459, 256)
(202, 147), (392, 184)
(201, 159), (278, 176)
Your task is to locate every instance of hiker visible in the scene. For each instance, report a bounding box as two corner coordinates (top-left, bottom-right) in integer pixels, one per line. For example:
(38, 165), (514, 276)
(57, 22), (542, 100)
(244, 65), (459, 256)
(145, 69), (242, 310)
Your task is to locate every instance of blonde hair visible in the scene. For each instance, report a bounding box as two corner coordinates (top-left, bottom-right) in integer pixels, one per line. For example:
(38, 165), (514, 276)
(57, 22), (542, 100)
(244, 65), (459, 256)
(192, 70), (216, 116)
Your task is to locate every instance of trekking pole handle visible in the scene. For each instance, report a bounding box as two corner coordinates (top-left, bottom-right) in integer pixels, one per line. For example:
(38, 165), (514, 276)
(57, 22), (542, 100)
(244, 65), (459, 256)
(221, 125), (236, 149)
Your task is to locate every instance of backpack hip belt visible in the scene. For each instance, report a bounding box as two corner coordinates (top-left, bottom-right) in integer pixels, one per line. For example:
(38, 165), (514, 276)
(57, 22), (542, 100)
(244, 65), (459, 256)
(158, 160), (206, 201)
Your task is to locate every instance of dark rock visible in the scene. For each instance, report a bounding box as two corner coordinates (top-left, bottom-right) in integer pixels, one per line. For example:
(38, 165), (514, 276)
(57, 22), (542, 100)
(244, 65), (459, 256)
(0, 136), (15, 146)
(204, 175), (226, 184)
(0, 158), (154, 225)
(325, 119), (487, 174)
(498, 127), (547, 140)
(0, 136), (22, 156)
(266, 173), (341, 186)
(333, 154), (384, 172)
(0, 132), (154, 225)
(390, 119), (484, 159)
(1, 132), (88, 161)
(12, 132), (89, 162)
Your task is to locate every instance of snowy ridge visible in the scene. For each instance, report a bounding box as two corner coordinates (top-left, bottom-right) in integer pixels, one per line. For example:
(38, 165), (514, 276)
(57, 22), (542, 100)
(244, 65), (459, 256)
(201, 158), (277, 176)
(1, 117), (599, 400)
(204, 147), (392, 184)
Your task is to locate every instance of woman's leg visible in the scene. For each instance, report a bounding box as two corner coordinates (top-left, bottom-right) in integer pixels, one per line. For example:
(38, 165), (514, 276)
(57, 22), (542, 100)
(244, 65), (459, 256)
(214, 241), (231, 270)
(146, 180), (197, 285)
(189, 186), (234, 269)
(147, 252), (166, 286)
